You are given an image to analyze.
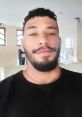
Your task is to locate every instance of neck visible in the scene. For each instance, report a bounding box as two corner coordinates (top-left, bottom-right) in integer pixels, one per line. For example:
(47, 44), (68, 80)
(23, 63), (61, 85)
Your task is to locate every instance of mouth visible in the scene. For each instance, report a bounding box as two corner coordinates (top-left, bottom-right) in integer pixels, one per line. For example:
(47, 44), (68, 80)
(35, 49), (54, 56)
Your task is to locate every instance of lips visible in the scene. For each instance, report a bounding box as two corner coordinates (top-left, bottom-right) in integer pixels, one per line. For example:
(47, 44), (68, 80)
(35, 48), (54, 54)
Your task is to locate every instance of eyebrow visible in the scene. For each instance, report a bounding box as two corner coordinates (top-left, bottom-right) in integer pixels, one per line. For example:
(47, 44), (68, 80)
(27, 25), (58, 30)
(27, 26), (37, 29)
(46, 26), (58, 30)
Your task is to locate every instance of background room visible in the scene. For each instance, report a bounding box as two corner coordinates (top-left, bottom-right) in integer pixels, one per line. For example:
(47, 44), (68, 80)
(0, 0), (82, 80)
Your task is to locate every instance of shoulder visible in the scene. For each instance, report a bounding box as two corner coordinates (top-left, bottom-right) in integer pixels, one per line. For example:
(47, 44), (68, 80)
(61, 67), (82, 87)
(61, 67), (82, 77)
(0, 71), (22, 111)
(0, 70), (22, 85)
(0, 71), (22, 96)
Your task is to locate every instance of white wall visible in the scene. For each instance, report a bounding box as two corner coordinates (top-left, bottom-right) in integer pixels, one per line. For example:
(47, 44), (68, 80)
(0, 66), (5, 80)
(0, 24), (21, 78)
(60, 62), (82, 73)
(77, 21), (82, 60)
(0, 24), (17, 67)
(60, 20), (82, 61)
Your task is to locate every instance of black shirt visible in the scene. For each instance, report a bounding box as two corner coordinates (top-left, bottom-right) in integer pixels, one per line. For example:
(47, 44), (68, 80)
(0, 68), (82, 117)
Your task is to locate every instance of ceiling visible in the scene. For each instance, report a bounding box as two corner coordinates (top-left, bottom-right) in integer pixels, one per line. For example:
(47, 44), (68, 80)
(0, 0), (82, 27)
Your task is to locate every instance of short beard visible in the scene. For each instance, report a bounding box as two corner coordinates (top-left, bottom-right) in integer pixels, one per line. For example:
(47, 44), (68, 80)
(31, 55), (59, 72)
(24, 48), (60, 72)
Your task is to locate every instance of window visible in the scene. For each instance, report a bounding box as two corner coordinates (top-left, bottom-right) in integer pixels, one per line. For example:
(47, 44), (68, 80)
(16, 29), (23, 45)
(0, 27), (6, 45)
(17, 49), (26, 65)
(65, 38), (73, 48)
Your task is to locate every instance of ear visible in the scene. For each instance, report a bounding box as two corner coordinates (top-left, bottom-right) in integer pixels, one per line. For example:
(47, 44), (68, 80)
(59, 37), (61, 47)
(57, 37), (61, 49)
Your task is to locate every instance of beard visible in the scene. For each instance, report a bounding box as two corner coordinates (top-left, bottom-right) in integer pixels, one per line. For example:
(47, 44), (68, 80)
(24, 46), (60, 72)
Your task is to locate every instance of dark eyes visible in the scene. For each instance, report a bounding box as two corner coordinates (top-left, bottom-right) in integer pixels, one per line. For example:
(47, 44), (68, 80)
(48, 32), (56, 35)
(28, 32), (56, 36)
(28, 33), (37, 36)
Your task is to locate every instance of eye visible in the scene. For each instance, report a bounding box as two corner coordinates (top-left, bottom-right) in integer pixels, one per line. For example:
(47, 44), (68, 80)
(48, 32), (56, 35)
(28, 33), (38, 36)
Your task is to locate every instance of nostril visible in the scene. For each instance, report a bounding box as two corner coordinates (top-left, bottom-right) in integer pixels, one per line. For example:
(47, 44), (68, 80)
(38, 34), (48, 45)
(39, 42), (42, 45)
(39, 42), (48, 45)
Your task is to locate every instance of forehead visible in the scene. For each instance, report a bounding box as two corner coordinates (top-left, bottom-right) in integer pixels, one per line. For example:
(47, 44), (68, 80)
(24, 16), (58, 30)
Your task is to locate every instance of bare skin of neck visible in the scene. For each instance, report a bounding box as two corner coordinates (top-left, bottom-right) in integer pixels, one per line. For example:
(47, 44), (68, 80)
(23, 62), (61, 85)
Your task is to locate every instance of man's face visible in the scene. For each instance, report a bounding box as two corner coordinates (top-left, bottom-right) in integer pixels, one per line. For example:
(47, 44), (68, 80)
(22, 16), (61, 71)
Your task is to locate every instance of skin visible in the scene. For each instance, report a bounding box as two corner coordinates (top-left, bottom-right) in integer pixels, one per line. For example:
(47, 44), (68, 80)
(22, 16), (61, 84)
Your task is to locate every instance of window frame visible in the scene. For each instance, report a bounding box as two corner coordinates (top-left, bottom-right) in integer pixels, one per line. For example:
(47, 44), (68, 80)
(0, 27), (6, 46)
(16, 29), (23, 46)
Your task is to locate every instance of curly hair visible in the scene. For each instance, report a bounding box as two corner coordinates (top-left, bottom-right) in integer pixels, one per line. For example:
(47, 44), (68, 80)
(23, 8), (57, 31)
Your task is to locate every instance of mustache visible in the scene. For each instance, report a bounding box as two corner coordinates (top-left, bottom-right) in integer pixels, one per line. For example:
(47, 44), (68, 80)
(32, 45), (57, 54)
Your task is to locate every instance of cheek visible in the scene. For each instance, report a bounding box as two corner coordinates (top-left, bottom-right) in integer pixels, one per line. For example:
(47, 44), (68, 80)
(53, 38), (61, 48)
(49, 39), (60, 48)
(23, 40), (36, 53)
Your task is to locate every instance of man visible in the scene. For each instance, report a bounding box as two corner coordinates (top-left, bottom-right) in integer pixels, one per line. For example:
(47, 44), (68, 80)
(0, 8), (82, 117)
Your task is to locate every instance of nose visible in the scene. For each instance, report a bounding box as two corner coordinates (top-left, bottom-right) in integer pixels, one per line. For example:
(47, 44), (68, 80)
(39, 33), (48, 45)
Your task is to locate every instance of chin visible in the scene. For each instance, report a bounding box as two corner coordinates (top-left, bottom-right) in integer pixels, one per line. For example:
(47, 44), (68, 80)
(31, 56), (59, 72)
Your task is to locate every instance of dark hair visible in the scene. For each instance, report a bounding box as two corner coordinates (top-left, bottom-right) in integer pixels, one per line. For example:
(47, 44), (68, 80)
(23, 8), (57, 31)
